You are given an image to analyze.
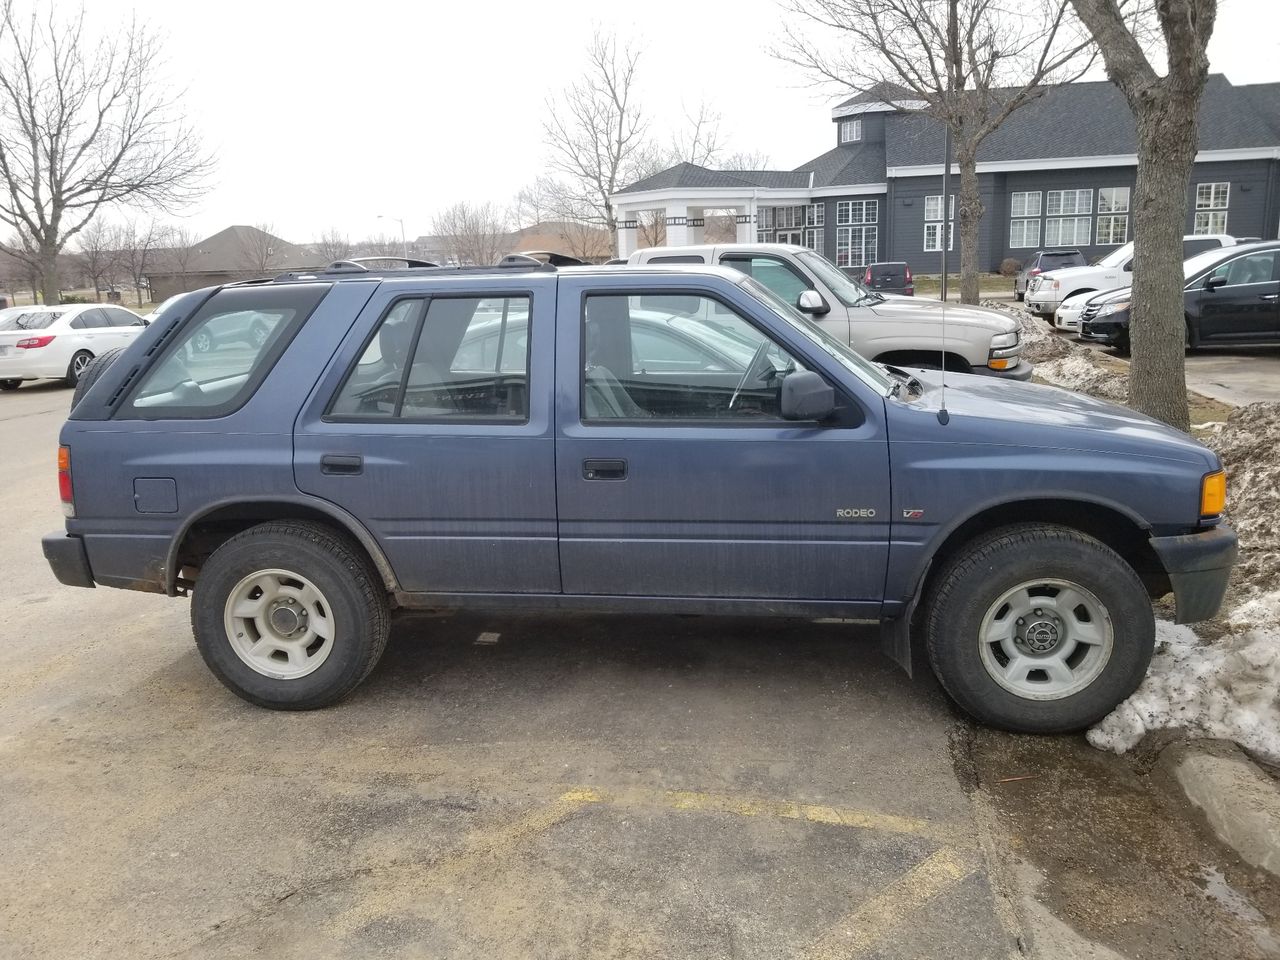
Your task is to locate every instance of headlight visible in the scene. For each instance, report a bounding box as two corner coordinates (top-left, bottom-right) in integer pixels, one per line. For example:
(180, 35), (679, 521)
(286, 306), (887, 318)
(1098, 301), (1130, 316)
(990, 332), (1019, 349)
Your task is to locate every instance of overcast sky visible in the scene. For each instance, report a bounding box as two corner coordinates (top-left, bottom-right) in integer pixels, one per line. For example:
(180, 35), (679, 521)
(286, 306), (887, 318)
(93, 0), (1279, 244)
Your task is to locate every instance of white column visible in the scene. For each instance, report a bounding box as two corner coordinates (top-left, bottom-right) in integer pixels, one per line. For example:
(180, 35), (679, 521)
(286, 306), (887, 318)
(664, 204), (690, 248)
(615, 211), (637, 259)
(735, 205), (753, 243)
(687, 207), (706, 245)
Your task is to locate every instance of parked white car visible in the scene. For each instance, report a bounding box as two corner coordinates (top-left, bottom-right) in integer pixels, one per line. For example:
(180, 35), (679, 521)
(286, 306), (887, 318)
(0, 303), (148, 390)
(1052, 290), (1101, 331)
(1026, 234), (1238, 318)
(629, 244), (1030, 379)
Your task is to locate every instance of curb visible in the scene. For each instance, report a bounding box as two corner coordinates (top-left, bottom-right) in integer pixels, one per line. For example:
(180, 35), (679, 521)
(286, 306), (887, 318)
(1161, 740), (1280, 876)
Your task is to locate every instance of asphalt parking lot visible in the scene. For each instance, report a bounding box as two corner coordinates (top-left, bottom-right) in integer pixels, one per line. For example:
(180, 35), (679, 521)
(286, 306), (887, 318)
(3, 380), (1277, 960)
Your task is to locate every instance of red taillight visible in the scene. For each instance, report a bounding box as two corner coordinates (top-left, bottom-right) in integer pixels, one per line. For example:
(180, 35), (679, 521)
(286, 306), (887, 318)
(1029, 268), (1042, 276)
(57, 445), (74, 517)
(864, 267), (872, 283)
(904, 265), (912, 283)
(17, 335), (55, 348)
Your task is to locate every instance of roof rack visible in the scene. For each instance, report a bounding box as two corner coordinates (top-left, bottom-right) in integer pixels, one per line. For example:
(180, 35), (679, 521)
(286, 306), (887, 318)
(502, 250), (590, 267)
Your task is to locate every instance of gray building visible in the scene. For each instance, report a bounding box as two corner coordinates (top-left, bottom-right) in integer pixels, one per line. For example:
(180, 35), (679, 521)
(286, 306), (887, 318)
(610, 76), (1280, 272)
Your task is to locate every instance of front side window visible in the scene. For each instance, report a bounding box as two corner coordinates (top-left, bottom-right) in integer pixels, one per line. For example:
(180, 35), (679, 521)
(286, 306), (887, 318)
(581, 294), (806, 421)
(1207, 251), (1278, 288)
(330, 295), (531, 421)
(840, 119), (862, 143)
(127, 285), (328, 417)
(720, 255), (811, 306)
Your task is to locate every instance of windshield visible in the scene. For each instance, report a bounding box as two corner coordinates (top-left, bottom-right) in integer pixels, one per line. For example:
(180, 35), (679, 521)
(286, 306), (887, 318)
(795, 250), (880, 307)
(0, 310), (62, 331)
(735, 274), (893, 394)
(1095, 242), (1134, 268)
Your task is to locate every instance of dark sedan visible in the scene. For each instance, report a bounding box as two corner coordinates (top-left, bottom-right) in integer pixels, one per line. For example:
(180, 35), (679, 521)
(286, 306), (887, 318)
(1080, 241), (1280, 352)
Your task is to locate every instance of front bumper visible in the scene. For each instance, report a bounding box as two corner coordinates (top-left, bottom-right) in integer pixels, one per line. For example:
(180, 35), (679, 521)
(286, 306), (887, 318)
(969, 359), (1034, 381)
(1150, 524), (1238, 623)
(42, 532), (95, 588)
(1079, 318), (1128, 344)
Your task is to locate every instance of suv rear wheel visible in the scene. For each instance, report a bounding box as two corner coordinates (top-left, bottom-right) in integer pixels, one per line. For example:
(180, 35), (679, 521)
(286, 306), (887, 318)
(924, 523), (1154, 733)
(192, 520), (390, 709)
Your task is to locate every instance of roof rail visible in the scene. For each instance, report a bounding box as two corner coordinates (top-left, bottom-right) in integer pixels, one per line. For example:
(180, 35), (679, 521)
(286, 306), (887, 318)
(502, 250), (590, 267)
(337, 255), (442, 269)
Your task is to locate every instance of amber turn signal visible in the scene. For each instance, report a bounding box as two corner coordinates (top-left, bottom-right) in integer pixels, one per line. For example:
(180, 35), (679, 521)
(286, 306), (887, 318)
(987, 357), (1013, 370)
(1200, 470), (1226, 518)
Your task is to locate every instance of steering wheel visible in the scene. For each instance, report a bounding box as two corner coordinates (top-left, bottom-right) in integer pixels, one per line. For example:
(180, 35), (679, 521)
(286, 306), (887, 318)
(728, 340), (776, 410)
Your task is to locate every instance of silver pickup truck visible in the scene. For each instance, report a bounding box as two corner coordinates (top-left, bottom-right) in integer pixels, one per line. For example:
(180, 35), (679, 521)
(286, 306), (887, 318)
(629, 243), (1031, 380)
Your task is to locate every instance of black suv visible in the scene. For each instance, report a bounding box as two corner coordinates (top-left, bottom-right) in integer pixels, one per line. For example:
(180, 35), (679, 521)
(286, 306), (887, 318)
(1014, 250), (1086, 301)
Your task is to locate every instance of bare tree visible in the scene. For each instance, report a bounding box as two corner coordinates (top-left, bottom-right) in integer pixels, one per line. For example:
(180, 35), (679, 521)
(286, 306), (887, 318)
(637, 211), (666, 248)
(670, 103), (724, 168)
(160, 225), (197, 294)
(118, 219), (163, 305)
(352, 233), (403, 258)
(721, 150), (773, 170)
(0, 4), (210, 304)
(1069, 0), (1214, 429)
(313, 228), (351, 264)
(431, 202), (512, 266)
(779, 0), (1096, 303)
(543, 33), (653, 242)
(239, 223), (283, 275)
(75, 219), (123, 301)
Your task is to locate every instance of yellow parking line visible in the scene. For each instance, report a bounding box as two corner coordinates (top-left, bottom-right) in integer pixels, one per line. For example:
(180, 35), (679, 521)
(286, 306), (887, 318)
(592, 787), (956, 842)
(800, 848), (978, 960)
(331, 788), (604, 937)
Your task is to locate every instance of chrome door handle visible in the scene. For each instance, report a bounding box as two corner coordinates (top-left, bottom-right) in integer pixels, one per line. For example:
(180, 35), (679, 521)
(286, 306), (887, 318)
(1259, 293), (1279, 301)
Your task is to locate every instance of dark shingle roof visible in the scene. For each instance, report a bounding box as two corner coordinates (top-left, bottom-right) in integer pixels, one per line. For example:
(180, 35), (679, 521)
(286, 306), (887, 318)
(795, 145), (888, 187)
(835, 82), (916, 109)
(885, 75), (1280, 167)
(617, 161), (808, 194)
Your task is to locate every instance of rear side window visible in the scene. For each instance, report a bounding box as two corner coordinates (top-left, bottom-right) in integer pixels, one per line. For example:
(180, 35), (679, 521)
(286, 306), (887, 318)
(329, 295), (531, 422)
(125, 284), (329, 418)
(1183, 238), (1221, 257)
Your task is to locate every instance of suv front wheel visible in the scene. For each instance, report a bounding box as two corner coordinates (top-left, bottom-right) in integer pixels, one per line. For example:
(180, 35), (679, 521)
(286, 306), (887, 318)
(924, 523), (1154, 733)
(192, 520), (390, 709)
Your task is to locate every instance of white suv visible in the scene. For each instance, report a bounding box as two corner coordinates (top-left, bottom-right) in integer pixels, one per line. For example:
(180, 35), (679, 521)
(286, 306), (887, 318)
(1026, 235), (1238, 318)
(629, 244), (1030, 380)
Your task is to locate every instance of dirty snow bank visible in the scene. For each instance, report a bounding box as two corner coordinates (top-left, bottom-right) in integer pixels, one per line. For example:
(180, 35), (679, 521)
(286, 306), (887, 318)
(1087, 615), (1280, 764)
(1090, 403), (1280, 764)
(980, 299), (1130, 399)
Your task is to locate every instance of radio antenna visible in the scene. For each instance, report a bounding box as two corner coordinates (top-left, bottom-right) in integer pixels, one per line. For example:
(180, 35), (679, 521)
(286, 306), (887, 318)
(937, 121), (952, 425)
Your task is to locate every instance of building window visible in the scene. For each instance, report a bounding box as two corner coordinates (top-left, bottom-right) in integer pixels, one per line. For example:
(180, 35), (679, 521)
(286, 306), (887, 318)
(1045, 217), (1092, 246)
(805, 203), (824, 227)
(840, 119), (862, 143)
(1194, 182), (1229, 234)
(1009, 219), (1041, 248)
(1010, 191), (1042, 218)
(756, 231), (772, 243)
(803, 227), (824, 253)
(1046, 189), (1092, 217)
(1098, 187), (1130, 214)
(758, 207), (775, 230)
(923, 195), (953, 252)
(835, 200), (878, 267)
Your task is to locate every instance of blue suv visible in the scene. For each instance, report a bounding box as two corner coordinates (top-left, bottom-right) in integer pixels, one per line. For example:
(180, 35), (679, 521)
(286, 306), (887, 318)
(42, 259), (1237, 733)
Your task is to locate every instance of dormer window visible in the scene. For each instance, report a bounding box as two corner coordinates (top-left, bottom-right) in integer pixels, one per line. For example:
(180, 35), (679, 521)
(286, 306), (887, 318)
(840, 119), (862, 143)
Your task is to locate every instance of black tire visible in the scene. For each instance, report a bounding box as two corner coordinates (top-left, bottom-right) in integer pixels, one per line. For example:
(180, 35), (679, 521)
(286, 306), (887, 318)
(0, 379), (20, 391)
(70, 347), (125, 409)
(64, 350), (93, 387)
(924, 523), (1154, 733)
(191, 521), (391, 710)
(1185, 320), (1200, 352)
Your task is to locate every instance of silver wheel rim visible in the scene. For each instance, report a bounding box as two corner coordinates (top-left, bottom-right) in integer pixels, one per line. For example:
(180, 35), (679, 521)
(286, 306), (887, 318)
(73, 354), (90, 376)
(194, 332), (211, 352)
(978, 578), (1114, 701)
(251, 325), (267, 346)
(223, 568), (336, 680)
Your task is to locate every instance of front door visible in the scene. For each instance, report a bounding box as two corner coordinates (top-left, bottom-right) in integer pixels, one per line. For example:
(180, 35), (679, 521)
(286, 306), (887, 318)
(294, 276), (560, 594)
(553, 274), (891, 611)
(1191, 249), (1280, 342)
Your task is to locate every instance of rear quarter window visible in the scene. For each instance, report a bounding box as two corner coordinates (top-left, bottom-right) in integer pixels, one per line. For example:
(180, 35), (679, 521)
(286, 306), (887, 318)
(122, 284), (330, 419)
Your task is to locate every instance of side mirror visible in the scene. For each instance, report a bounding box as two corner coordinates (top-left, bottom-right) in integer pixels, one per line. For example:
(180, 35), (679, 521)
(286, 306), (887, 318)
(1123, 261), (1133, 272)
(1205, 273), (1228, 291)
(781, 370), (835, 421)
(796, 290), (829, 315)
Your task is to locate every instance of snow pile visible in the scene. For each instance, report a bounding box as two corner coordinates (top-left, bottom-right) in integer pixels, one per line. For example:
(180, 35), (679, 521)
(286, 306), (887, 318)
(1087, 612), (1280, 765)
(1210, 403), (1280, 599)
(1033, 353), (1128, 403)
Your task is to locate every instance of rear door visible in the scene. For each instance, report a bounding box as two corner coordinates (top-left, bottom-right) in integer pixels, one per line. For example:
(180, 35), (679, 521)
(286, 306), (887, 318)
(293, 275), (560, 595)
(1189, 249), (1280, 342)
(553, 272), (891, 610)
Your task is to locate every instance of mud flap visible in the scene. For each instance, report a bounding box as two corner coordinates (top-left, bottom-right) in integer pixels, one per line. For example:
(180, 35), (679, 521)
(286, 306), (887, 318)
(879, 601), (915, 678)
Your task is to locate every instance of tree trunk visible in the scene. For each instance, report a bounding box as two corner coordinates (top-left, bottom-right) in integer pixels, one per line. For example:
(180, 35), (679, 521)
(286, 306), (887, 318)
(39, 247), (61, 306)
(957, 148), (984, 305)
(1127, 95), (1197, 431)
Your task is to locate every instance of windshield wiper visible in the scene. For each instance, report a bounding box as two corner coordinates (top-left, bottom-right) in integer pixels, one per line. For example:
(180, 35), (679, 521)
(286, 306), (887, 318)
(879, 363), (924, 397)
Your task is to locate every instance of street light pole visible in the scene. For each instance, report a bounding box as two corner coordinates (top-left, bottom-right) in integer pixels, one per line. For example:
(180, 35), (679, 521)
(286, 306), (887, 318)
(378, 215), (408, 260)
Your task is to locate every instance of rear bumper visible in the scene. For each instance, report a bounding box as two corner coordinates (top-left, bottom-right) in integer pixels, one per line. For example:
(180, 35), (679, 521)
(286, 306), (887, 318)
(1026, 298), (1059, 316)
(1150, 524), (1238, 623)
(969, 359), (1034, 381)
(42, 532), (95, 588)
